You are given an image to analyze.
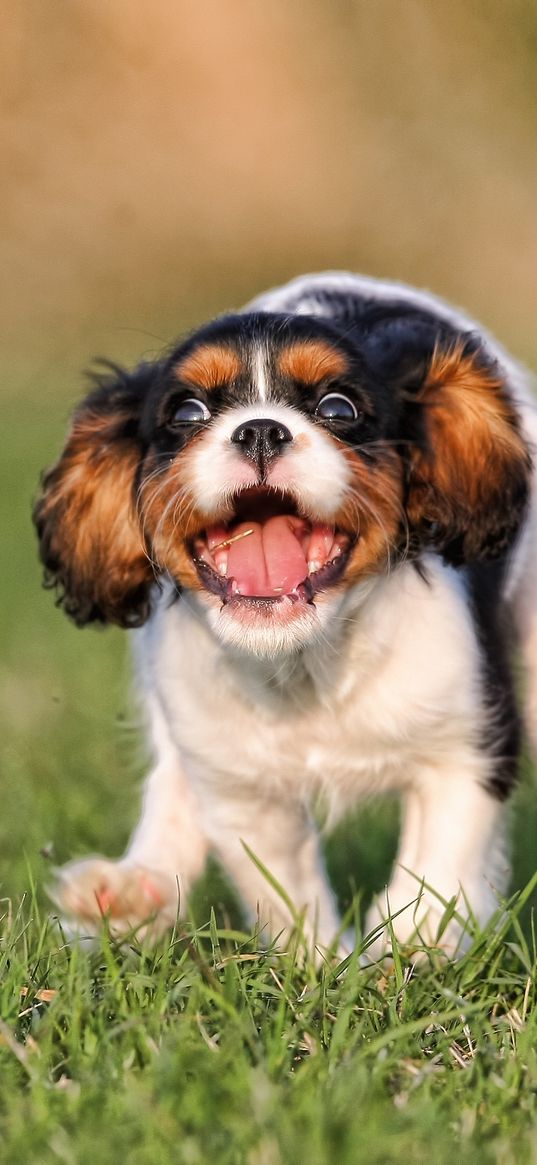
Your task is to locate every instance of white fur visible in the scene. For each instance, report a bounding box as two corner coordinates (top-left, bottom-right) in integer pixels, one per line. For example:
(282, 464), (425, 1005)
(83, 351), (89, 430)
(253, 343), (269, 403)
(55, 273), (537, 960)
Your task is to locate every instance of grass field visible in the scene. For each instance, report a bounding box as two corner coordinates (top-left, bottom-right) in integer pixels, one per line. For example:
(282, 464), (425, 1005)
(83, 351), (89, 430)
(2, 378), (537, 1164)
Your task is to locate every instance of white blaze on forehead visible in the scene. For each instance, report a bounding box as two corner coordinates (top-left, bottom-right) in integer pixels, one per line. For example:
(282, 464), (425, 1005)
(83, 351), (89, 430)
(186, 401), (352, 520)
(252, 344), (269, 403)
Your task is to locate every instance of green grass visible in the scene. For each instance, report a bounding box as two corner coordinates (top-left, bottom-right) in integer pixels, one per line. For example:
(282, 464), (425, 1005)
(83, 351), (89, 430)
(1, 378), (537, 1163)
(1, 896), (537, 1164)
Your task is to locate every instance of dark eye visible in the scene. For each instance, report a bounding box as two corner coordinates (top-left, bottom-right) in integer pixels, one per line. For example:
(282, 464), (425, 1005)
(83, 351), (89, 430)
(315, 392), (359, 422)
(170, 398), (212, 425)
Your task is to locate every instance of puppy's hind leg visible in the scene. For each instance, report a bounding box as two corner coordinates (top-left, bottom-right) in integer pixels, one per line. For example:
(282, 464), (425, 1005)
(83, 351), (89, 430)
(53, 694), (209, 939)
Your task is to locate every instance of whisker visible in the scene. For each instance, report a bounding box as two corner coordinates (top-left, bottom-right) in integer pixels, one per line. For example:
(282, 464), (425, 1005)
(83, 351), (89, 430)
(340, 481), (403, 576)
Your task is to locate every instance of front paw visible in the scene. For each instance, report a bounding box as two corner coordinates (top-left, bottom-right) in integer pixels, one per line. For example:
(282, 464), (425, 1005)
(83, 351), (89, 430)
(50, 857), (181, 940)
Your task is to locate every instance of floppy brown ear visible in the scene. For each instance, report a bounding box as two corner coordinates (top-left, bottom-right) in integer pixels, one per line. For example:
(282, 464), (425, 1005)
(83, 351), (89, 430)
(34, 364), (156, 627)
(406, 344), (531, 563)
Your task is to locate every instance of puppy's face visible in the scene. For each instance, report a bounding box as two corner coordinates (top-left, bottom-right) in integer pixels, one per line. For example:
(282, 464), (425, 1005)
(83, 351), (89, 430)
(35, 309), (530, 657)
(137, 315), (403, 653)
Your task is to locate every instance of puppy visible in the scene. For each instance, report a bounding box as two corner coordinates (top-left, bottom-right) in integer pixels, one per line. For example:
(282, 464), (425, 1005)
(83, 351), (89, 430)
(34, 272), (537, 958)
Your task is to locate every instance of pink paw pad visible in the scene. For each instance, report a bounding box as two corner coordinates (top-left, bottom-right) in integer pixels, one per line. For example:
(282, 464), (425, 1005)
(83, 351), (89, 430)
(138, 873), (165, 908)
(95, 886), (116, 915)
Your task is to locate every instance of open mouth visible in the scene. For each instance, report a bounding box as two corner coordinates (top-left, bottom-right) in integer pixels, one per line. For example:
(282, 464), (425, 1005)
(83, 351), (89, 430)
(190, 487), (353, 606)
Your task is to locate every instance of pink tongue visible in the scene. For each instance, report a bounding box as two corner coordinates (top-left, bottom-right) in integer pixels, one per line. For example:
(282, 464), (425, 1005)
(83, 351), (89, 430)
(227, 517), (309, 597)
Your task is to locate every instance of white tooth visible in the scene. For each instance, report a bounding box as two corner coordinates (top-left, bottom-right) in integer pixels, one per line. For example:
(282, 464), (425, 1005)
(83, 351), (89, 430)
(308, 560), (322, 574)
(213, 548), (229, 576)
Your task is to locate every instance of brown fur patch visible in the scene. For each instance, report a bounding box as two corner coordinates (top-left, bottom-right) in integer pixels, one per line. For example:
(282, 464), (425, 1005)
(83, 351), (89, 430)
(416, 345), (526, 500)
(278, 340), (349, 385)
(407, 345), (530, 555)
(174, 344), (242, 390)
(138, 439), (209, 592)
(35, 410), (152, 626)
(331, 442), (404, 583)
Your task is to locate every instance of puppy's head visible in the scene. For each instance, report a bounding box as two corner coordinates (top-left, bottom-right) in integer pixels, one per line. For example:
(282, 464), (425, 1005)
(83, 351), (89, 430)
(35, 308), (530, 656)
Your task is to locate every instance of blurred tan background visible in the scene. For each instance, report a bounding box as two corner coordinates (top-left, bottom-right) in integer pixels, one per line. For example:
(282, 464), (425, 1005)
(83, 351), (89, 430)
(3, 0), (537, 397)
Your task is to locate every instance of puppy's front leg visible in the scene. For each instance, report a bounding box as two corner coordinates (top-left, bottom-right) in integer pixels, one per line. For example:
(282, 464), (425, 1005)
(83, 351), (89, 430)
(53, 702), (209, 938)
(205, 795), (342, 955)
(365, 765), (508, 959)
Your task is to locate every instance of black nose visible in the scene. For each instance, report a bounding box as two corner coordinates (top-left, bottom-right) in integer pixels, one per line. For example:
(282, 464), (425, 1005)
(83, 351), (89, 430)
(230, 418), (293, 471)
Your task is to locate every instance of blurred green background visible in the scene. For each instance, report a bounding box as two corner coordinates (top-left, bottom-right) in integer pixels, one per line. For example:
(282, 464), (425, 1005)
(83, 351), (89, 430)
(2, 0), (536, 915)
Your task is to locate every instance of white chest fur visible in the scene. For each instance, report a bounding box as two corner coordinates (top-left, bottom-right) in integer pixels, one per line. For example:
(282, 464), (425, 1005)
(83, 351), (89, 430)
(135, 558), (483, 815)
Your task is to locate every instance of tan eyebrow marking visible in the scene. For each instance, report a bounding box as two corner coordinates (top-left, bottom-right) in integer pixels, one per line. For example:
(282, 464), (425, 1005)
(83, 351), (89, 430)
(174, 344), (242, 390)
(278, 340), (349, 385)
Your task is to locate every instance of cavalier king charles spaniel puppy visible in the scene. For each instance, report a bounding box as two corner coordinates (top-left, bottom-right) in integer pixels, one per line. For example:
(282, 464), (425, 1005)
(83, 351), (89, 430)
(34, 273), (537, 959)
